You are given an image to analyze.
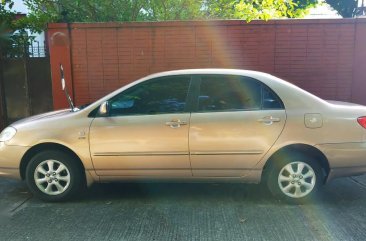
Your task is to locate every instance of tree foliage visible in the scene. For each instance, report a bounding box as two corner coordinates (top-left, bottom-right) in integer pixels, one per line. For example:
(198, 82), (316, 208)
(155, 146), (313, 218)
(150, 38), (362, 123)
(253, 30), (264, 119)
(0, 0), (35, 56)
(24, 0), (146, 23)
(23, 0), (205, 23)
(204, 0), (318, 21)
(21, 0), (321, 29)
(325, 0), (359, 18)
(5, 0), (363, 37)
(1, 0), (18, 39)
(146, 0), (204, 21)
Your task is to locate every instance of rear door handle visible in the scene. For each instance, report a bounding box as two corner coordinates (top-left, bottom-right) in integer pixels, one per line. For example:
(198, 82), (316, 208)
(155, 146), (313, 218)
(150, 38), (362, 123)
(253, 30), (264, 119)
(258, 116), (281, 125)
(165, 119), (187, 128)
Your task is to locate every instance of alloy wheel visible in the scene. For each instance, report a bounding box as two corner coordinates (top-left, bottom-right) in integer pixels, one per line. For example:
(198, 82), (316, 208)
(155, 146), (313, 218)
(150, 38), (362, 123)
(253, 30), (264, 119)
(34, 159), (71, 195)
(277, 161), (316, 198)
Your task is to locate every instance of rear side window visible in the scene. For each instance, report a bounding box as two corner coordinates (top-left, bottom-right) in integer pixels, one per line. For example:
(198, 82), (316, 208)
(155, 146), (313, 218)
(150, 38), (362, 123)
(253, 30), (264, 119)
(197, 75), (283, 112)
(262, 85), (284, 109)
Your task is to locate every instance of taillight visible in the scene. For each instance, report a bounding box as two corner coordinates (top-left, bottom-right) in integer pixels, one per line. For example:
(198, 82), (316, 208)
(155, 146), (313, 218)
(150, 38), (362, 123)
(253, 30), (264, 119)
(357, 117), (366, 129)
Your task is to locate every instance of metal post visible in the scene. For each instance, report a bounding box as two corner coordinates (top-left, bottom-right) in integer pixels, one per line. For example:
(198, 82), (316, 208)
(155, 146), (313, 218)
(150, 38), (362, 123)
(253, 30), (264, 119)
(23, 42), (32, 116)
(0, 48), (8, 129)
(36, 41), (40, 57)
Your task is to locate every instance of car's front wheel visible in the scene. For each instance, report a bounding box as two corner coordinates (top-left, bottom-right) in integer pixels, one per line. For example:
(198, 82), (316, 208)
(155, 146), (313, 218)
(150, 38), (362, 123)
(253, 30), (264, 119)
(266, 154), (324, 203)
(25, 150), (84, 201)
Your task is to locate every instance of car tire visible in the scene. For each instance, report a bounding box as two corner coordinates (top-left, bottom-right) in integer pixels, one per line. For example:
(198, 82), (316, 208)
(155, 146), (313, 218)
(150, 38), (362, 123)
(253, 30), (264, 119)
(266, 154), (324, 203)
(25, 150), (84, 202)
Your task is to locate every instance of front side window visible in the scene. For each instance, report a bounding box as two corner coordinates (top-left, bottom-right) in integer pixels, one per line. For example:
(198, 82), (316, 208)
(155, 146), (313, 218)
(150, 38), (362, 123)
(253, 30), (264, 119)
(109, 75), (191, 116)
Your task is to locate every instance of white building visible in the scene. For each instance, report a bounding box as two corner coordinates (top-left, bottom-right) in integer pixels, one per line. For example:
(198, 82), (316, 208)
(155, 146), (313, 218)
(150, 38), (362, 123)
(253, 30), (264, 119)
(9, 0), (46, 57)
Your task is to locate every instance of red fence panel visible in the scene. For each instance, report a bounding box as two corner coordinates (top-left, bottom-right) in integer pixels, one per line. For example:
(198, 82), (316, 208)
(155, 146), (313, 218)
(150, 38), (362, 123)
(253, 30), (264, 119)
(48, 19), (366, 109)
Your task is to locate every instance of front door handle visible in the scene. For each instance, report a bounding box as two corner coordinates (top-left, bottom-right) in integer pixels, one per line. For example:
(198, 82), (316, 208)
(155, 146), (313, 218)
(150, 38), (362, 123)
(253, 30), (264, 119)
(165, 119), (187, 128)
(258, 116), (281, 125)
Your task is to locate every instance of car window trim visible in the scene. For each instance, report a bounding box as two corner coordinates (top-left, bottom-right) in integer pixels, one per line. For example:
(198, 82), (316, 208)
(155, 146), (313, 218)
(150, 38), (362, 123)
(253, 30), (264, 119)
(186, 75), (201, 113)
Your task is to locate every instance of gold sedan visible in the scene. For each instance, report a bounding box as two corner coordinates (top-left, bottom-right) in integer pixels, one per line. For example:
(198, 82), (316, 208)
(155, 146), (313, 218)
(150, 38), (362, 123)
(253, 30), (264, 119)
(1, 69), (366, 202)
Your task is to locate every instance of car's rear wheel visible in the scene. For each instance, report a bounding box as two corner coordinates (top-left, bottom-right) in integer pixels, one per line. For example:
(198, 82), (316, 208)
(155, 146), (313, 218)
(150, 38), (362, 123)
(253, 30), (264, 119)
(26, 150), (84, 201)
(266, 154), (324, 203)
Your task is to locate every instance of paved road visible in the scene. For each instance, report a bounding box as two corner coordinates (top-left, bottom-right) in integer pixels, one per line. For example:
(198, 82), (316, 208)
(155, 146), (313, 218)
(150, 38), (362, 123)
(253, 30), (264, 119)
(1, 175), (366, 241)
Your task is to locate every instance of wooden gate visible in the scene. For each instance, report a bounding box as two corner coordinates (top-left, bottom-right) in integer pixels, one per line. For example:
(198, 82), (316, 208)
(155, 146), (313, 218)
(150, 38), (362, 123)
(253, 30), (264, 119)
(0, 43), (53, 129)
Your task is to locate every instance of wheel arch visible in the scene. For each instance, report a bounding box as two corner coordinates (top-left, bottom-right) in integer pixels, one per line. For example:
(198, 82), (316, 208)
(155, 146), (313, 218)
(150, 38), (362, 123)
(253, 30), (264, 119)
(262, 143), (330, 182)
(20, 142), (86, 180)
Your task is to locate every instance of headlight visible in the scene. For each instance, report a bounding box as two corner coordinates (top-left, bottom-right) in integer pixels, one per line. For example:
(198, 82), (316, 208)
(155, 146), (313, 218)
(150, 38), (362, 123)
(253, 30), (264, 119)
(0, 127), (17, 142)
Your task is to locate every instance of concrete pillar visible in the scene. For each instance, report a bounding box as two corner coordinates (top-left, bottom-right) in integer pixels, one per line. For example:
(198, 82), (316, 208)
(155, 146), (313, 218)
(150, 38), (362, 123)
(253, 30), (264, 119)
(47, 23), (74, 110)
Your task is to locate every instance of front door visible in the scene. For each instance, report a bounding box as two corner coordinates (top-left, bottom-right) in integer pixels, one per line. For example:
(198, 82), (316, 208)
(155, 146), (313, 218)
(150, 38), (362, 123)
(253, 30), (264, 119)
(189, 75), (286, 177)
(89, 75), (192, 177)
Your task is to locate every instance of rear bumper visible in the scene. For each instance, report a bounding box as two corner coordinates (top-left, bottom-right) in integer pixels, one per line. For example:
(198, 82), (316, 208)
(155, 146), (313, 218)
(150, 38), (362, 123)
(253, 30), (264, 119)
(315, 142), (366, 182)
(0, 142), (29, 180)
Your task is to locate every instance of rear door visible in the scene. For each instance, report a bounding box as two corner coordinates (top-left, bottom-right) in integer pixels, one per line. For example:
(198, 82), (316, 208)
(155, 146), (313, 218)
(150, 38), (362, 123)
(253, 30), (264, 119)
(189, 74), (286, 177)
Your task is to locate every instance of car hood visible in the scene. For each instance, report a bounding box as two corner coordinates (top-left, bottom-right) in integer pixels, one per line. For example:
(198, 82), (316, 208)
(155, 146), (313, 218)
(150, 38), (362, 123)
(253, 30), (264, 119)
(11, 109), (72, 128)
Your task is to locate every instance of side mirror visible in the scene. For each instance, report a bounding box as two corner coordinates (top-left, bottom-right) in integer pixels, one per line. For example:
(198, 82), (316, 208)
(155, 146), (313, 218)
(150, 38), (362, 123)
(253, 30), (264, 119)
(98, 101), (110, 116)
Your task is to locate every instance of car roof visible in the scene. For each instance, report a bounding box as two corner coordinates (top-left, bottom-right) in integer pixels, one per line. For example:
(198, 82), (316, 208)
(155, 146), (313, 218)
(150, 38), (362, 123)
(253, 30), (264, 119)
(143, 69), (271, 80)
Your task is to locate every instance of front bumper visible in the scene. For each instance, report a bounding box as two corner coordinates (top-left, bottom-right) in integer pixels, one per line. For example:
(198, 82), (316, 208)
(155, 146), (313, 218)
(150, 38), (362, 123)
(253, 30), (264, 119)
(316, 142), (366, 182)
(0, 142), (30, 180)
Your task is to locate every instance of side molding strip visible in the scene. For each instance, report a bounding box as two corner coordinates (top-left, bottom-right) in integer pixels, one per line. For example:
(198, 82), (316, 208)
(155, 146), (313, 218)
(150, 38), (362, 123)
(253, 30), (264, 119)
(94, 151), (263, 157)
(190, 151), (263, 155)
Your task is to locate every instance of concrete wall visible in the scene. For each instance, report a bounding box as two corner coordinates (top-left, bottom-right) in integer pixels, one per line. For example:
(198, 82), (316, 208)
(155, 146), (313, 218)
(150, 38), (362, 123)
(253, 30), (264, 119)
(47, 19), (366, 109)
